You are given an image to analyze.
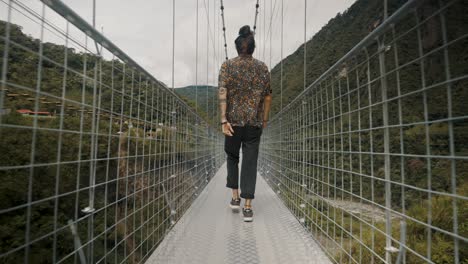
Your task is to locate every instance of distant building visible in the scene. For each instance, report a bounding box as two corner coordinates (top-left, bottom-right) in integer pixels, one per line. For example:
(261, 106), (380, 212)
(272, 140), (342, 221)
(17, 109), (32, 116)
(16, 109), (54, 118)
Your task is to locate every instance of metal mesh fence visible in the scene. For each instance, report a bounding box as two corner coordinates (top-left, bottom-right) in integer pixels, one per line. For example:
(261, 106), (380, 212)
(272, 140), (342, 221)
(259, 0), (468, 263)
(0, 0), (224, 263)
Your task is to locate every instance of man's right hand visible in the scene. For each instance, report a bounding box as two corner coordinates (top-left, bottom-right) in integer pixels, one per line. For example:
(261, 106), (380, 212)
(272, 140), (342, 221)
(222, 122), (234, 136)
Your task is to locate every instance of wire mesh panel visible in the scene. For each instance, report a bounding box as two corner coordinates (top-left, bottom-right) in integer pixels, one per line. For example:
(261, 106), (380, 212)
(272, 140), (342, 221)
(259, 0), (468, 263)
(0, 0), (224, 263)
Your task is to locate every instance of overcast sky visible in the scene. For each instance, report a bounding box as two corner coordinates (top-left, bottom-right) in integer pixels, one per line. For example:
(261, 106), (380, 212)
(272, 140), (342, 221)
(2, 0), (356, 87)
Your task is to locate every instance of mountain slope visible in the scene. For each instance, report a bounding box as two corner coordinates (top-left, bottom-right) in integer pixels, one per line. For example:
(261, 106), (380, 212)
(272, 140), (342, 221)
(269, 0), (406, 115)
(175, 85), (218, 125)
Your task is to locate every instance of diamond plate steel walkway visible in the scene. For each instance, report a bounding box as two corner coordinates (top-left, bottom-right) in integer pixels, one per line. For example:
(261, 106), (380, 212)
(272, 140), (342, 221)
(146, 161), (331, 264)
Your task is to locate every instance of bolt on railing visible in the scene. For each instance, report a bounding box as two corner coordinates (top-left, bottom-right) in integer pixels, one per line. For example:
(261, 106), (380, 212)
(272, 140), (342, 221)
(0, 0), (224, 263)
(259, 0), (468, 263)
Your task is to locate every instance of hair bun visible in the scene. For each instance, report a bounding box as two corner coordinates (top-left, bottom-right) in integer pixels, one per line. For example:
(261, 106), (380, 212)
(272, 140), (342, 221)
(239, 25), (252, 37)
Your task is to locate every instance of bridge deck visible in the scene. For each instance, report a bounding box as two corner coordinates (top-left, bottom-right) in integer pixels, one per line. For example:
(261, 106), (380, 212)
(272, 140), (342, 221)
(146, 161), (331, 264)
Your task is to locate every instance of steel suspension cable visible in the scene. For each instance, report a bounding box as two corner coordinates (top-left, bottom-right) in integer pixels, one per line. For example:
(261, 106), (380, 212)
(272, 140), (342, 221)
(280, 0), (283, 111)
(213, 0), (217, 128)
(302, 0), (319, 91)
(262, 0), (279, 75)
(269, 0), (274, 71)
(196, 0), (199, 112)
(218, 4), (221, 67)
(303, 0), (307, 92)
(206, 0), (209, 120)
(263, 0), (278, 63)
(253, 0), (260, 33)
(171, 0), (177, 224)
(218, 3), (222, 123)
(195, 0), (199, 169)
(262, 0), (266, 61)
(220, 0), (262, 60)
(172, 0), (176, 94)
(0, 0), (11, 126)
(300, 0), (308, 228)
(278, 0), (284, 216)
(220, 0), (228, 60)
(203, 0), (220, 64)
(199, 0), (221, 127)
(92, 0), (101, 54)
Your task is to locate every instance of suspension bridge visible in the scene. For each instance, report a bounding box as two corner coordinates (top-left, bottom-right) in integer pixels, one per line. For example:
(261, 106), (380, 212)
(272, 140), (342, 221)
(0, 0), (467, 263)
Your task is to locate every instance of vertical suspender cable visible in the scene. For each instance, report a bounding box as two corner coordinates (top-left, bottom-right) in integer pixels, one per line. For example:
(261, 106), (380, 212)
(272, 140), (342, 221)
(92, 0), (100, 54)
(280, 0), (283, 111)
(0, 0), (12, 127)
(279, 0), (283, 184)
(206, 0), (209, 120)
(172, 0), (176, 94)
(170, 0), (177, 222)
(220, 0), (228, 60)
(253, 0), (259, 33)
(206, 0), (210, 179)
(212, 0), (216, 168)
(91, 0), (104, 55)
(206, 0), (210, 170)
(303, 0), (307, 92)
(217, 3), (220, 72)
(195, 0), (199, 171)
(196, 0), (199, 112)
(92, 0), (96, 30)
(218, 5), (221, 67)
(269, 0), (272, 71)
(262, 0), (265, 60)
(213, 0), (216, 130)
(301, 0), (307, 224)
(218, 4), (221, 121)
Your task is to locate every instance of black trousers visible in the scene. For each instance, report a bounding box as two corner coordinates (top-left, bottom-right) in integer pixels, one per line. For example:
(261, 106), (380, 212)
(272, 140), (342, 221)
(224, 125), (263, 199)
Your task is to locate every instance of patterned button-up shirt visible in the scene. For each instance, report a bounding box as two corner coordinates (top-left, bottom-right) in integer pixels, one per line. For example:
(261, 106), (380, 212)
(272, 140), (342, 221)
(218, 55), (272, 127)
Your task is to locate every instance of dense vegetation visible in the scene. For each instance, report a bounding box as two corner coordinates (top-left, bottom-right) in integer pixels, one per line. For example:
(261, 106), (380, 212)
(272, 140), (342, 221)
(0, 20), (220, 263)
(262, 0), (468, 263)
(0, 0), (467, 262)
(150, 0), (468, 261)
(268, 0), (412, 115)
(174, 85), (217, 126)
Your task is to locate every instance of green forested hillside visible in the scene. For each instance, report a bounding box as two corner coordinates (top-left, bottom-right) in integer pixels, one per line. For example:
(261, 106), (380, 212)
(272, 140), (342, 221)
(175, 85), (217, 125)
(0, 20), (215, 263)
(265, 0), (468, 262)
(0, 0), (467, 262)
(270, 0), (468, 116)
(269, 0), (406, 115)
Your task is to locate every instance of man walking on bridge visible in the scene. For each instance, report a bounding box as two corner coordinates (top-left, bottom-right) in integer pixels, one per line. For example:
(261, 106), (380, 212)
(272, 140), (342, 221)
(218, 25), (272, 222)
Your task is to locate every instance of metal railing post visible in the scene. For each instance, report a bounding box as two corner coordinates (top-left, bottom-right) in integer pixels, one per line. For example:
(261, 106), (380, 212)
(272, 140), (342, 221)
(377, 37), (396, 264)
